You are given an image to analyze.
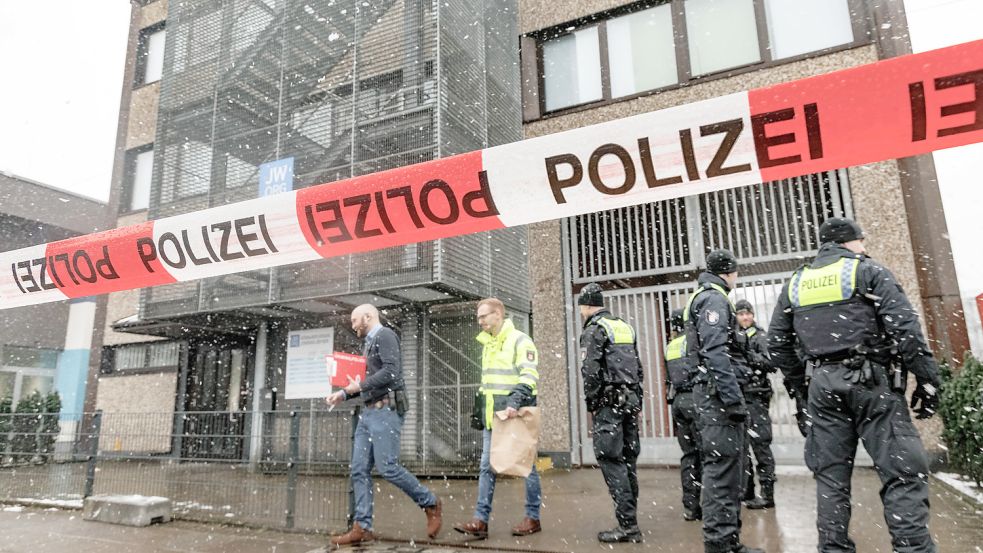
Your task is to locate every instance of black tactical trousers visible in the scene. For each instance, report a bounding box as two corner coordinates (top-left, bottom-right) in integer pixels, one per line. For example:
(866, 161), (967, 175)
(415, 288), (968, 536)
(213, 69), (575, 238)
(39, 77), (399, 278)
(694, 381), (745, 552)
(744, 392), (776, 496)
(806, 364), (936, 553)
(672, 391), (703, 513)
(592, 405), (641, 529)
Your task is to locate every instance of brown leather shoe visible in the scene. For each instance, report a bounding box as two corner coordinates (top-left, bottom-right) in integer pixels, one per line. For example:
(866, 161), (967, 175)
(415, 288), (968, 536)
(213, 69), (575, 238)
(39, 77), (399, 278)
(329, 522), (375, 547)
(453, 518), (489, 539)
(424, 497), (443, 538)
(511, 517), (542, 536)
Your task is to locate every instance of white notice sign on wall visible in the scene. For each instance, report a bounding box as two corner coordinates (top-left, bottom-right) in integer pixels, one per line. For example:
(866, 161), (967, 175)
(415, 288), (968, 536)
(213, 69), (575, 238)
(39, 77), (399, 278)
(285, 327), (334, 399)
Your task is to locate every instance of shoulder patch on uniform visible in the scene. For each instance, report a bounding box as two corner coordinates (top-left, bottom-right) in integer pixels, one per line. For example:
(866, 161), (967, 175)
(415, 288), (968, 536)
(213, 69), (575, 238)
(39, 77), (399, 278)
(527, 350), (536, 362)
(706, 310), (720, 325)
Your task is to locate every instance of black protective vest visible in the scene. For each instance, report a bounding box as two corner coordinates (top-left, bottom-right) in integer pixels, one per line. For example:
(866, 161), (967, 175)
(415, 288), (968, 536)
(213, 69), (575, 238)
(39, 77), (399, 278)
(592, 315), (644, 386)
(788, 257), (880, 358)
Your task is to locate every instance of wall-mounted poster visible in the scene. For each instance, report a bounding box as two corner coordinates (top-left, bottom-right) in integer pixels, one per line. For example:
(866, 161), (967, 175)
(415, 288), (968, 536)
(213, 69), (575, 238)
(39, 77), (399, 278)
(285, 327), (334, 399)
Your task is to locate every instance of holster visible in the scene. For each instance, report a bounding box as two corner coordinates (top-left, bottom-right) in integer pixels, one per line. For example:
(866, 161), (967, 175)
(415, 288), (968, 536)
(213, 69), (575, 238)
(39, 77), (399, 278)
(889, 362), (907, 394)
(394, 389), (409, 417)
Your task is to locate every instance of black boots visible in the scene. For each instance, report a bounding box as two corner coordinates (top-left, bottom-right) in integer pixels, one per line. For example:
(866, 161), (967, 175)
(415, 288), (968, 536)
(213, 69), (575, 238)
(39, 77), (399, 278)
(598, 526), (643, 543)
(744, 483), (775, 510)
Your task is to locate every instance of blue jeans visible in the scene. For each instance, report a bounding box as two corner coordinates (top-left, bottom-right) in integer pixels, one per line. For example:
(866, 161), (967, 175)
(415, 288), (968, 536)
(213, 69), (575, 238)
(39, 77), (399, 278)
(474, 429), (542, 523)
(351, 407), (437, 530)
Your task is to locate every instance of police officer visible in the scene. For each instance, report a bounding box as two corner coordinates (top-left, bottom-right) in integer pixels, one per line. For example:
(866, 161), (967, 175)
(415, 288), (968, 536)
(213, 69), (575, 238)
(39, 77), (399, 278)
(685, 250), (764, 553)
(664, 308), (702, 521)
(768, 217), (941, 553)
(578, 283), (644, 543)
(733, 300), (776, 510)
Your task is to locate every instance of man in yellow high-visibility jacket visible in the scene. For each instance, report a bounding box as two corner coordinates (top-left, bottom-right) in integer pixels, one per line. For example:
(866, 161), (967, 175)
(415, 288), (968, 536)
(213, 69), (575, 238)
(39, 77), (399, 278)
(453, 297), (542, 539)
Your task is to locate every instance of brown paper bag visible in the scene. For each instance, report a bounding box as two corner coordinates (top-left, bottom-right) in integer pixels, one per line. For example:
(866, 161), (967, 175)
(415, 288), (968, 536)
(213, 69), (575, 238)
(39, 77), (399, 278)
(489, 406), (541, 477)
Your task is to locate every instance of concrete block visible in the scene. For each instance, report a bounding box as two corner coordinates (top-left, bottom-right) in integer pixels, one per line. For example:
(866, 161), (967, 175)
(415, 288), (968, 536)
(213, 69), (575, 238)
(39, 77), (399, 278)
(83, 495), (171, 527)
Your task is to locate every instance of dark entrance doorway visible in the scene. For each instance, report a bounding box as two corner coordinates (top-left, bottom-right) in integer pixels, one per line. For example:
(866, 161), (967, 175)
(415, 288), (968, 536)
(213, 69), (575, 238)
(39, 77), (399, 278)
(181, 338), (254, 459)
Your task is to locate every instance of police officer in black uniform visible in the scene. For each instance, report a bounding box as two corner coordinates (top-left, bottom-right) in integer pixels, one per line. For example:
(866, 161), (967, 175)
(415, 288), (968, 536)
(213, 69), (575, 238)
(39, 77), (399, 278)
(733, 300), (776, 510)
(578, 283), (645, 543)
(664, 308), (702, 521)
(768, 217), (940, 553)
(685, 250), (764, 553)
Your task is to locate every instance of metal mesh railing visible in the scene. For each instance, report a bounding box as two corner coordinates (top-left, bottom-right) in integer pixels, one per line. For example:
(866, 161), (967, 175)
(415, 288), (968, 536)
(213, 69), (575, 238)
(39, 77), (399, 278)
(140, 0), (528, 320)
(0, 410), (355, 530)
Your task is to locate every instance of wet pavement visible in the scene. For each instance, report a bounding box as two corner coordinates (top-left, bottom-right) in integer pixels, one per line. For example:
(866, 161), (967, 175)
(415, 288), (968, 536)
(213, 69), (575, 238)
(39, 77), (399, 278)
(1, 467), (981, 553)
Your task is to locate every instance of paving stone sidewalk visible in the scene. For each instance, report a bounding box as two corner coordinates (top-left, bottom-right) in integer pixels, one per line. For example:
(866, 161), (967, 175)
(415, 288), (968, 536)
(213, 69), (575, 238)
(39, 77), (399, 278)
(2, 467), (981, 553)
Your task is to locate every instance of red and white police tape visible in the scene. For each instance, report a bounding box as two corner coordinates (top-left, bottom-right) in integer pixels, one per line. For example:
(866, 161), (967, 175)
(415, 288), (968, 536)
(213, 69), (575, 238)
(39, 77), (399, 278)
(3, 39), (983, 310)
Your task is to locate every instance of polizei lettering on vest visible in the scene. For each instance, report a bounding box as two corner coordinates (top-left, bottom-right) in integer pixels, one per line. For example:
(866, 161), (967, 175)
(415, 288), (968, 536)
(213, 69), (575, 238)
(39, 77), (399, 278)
(136, 214), (279, 272)
(799, 274), (839, 290)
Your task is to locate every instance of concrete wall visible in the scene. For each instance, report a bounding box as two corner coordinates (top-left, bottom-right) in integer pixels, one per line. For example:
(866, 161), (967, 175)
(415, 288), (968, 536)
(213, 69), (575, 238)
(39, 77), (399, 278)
(95, 370), (178, 453)
(519, 0), (929, 459)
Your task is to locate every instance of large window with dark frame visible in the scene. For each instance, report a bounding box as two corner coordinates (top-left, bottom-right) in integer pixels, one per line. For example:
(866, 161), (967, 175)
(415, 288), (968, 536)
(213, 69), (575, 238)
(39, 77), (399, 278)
(526, 0), (865, 117)
(121, 144), (154, 212)
(135, 23), (166, 86)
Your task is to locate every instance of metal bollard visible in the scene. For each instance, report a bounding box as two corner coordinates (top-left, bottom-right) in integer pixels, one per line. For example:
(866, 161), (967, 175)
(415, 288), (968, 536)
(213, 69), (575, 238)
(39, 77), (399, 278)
(83, 411), (102, 499)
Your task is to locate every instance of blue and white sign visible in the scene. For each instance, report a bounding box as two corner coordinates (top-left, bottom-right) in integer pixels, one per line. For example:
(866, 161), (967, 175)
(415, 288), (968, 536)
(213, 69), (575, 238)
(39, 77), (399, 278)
(259, 157), (294, 197)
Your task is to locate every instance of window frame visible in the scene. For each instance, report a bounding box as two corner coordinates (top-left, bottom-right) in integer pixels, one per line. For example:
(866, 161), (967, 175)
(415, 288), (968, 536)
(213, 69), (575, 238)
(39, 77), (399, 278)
(134, 22), (166, 89)
(524, 0), (871, 121)
(120, 143), (155, 214)
(101, 342), (183, 376)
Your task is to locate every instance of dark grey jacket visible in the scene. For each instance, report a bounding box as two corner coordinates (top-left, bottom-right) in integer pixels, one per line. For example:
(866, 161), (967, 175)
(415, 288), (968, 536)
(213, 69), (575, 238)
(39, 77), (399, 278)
(357, 326), (406, 404)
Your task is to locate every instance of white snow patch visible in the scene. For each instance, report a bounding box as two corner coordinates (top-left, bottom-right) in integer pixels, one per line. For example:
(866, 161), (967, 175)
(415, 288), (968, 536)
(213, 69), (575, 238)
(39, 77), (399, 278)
(935, 472), (983, 504)
(14, 498), (84, 509)
(774, 465), (814, 476)
(93, 495), (169, 506)
(3, 506), (25, 512)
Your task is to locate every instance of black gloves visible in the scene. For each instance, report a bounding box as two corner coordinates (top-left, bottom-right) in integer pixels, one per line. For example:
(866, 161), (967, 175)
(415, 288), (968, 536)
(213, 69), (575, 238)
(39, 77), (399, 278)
(724, 401), (748, 423)
(910, 379), (940, 419)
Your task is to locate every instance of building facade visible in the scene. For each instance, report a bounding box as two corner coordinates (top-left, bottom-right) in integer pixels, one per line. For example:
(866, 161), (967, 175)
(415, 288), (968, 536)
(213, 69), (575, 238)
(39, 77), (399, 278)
(97, 0), (528, 471)
(518, 0), (964, 466)
(95, 0), (966, 471)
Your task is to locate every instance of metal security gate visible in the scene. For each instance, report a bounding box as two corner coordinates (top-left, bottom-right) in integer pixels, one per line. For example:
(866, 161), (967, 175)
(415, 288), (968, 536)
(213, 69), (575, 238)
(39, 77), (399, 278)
(565, 170), (855, 465)
(570, 275), (811, 465)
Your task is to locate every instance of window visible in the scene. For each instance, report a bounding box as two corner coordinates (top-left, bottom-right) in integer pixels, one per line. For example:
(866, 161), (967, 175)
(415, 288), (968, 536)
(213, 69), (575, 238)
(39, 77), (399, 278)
(764, 0), (854, 60)
(608, 4), (677, 97)
(525, 0), (864, 118)
(136, 24), (166, 86)
(685, 0), (761, 76)
(105, 342), (181, 374)
(542, 27), (602, 112)
(123, 145), (153, 212)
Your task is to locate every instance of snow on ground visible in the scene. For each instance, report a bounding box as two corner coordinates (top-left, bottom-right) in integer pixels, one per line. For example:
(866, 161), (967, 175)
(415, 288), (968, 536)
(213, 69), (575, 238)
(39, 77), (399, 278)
(14, 498), (84, 509)
(935, 472), (983, 504)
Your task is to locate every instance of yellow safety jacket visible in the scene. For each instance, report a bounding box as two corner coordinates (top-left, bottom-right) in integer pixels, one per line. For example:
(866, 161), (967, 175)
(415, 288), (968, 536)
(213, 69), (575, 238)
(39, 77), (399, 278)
(476, 319), (539, 429)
